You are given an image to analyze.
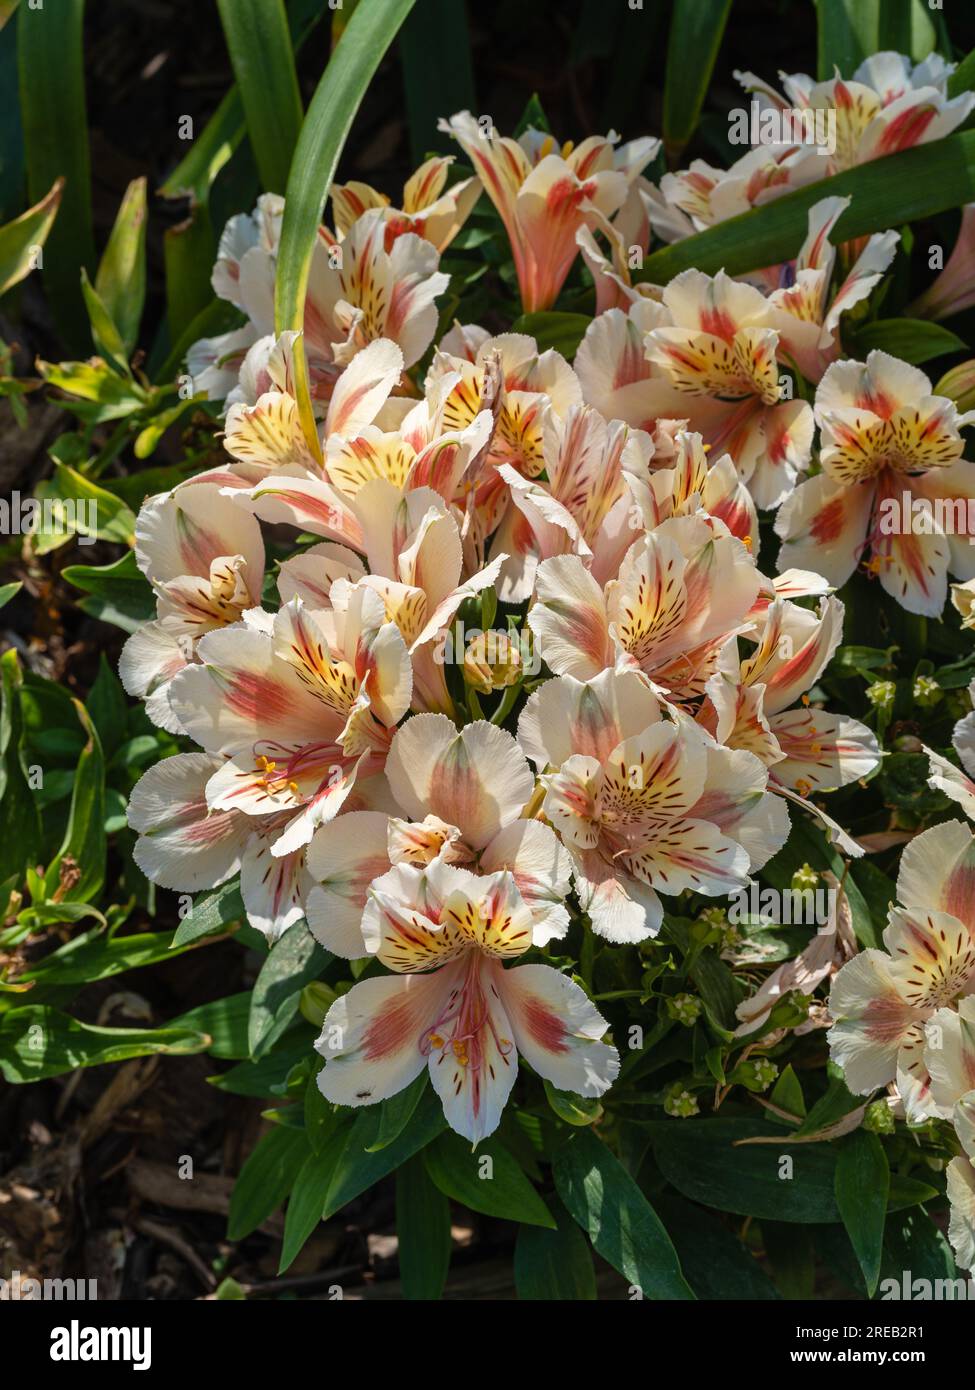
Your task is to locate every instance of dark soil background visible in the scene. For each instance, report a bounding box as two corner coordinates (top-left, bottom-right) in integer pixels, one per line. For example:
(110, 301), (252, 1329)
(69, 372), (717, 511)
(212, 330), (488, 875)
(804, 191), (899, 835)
(1, 0), (962, 1301)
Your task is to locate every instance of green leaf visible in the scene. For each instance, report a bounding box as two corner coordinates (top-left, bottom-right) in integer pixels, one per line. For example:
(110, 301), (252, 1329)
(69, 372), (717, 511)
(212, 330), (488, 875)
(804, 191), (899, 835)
(0, 582), (21, 611)
(94, 177), (148, 355)
(164, 208), (217, 344)
(543, 1078), (603, 1126)
(321, 1086), (447, 1220)
(87, 654), (128, 760)
(0, 1005), (210, 1083)
(171, 880), (247, 947)
(877, 0), (937, 61)
(834, 1130), (889, 1296)
(42, 700), (105, 904)
(51, 463), (137, 545)
(275, 0), (417, 459)
(249, 920), (328, 1058)
(770, 1064), (806, 1120)
(662, 0), (731, 159)
(396, 1153), (453, 1299)
(227, 1123), (310, 1240)
(279, 1127), (349, 1273)
(881, 1208), (962, 1294)
(216, 0), (303, 196)
(63, 551), (155, 634)
(365, 1070), (429, 1152)
(17, 0), (95, 349)
(80, 268), (129, 370)
(553, 1129), (694, 1298)
(0, 177), (61, 296)
(815, 0), (880, 78)
(511, 311), (589, 359)
(0, 649), (42, 885)
(170, 991), (253, 1059)
(17, 928), (204, 989)
(639, 131), (975, 287)
(424, 1131), (556, 1229)
(850, 318), (966, 365)
(514, 1197), (597, 1300)
(656, 1194), (782, 1300)
(160, 87), (247, 205)
(887, 1173), (939, 1211)
(645, 1117), (843, 1222)
(399, 0), (475, 164)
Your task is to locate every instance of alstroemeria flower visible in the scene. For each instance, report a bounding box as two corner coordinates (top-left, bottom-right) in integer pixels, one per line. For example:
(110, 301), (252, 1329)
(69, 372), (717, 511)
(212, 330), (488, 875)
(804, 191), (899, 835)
(332, 155), (482, 253)
(737, 52), (975, 176)
(575, 177), (656, 313)
(422, 325), (584, 545)
(190, 205), (448, 405)
(700, 595), (880, 796)
(127, 752), (312, 943)
(187, 194), (282, 399)
(947, 1158), (975, 1270)
(776, 351), (975, 616)
(758, 195), (899, 383)
(167, 593), (411, 857)
(119, 483), (264, 734)
(314, 858), (618, 1142)
(517, 669), (788, 941)
(439, 110), (658, 312)
(643, 269), (816, 508)
(630, 428), (758, 552)
(910, 204), (975, 322)
(925, 682), (975, 823)
(491, 403), (652, 601)
(277, 485), (503, 714)
(305, 716), (571, 957)
(829, 821), (975, 1120)
(650, 143), (819, 241)
(528, 515), (760, 702)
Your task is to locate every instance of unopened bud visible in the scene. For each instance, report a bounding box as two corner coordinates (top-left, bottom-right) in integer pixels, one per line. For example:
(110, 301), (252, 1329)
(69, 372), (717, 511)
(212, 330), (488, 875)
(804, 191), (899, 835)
(463, 631), (523, 693)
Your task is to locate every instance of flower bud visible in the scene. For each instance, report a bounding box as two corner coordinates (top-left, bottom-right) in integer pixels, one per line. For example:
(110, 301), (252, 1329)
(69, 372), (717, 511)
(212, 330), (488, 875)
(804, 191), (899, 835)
(866, 679), (895, 710)
(912, 674), (941, 708)
(666, 992), (703, 1027)
(733, 1056), (778, 1092)
(663, 1083), (699, 1118)
(863, 1099), (895, 1134)
(463, 630), (523, 693)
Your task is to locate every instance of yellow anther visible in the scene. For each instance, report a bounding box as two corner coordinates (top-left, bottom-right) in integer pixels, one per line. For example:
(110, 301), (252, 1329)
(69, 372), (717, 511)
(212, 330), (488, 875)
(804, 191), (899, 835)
(810, 742), (823, 758)
(796, 778), (813, 797)
(561, 139), (575, 158)
(288, 781), (300, 796)
(742, 534), (752, 550)
(538, 134), (555, 160)
(428, 1033), (444, 1048)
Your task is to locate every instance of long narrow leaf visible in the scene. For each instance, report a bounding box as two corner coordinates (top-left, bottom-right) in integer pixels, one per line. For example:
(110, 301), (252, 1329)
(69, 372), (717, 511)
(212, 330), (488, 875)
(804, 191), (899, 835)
(815, 0), (880, 79)
(399, 0), (475, 164)
(275, 0), (417, 459)
(164, 208), (217, 342)
(17, 0), (94, 349)
(94, 176), (148, 354)
(640, 130), (975, 285)
(662, 0), (731, 161)
(216, 0), (303, 196)
(0, 176), (61, 296)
